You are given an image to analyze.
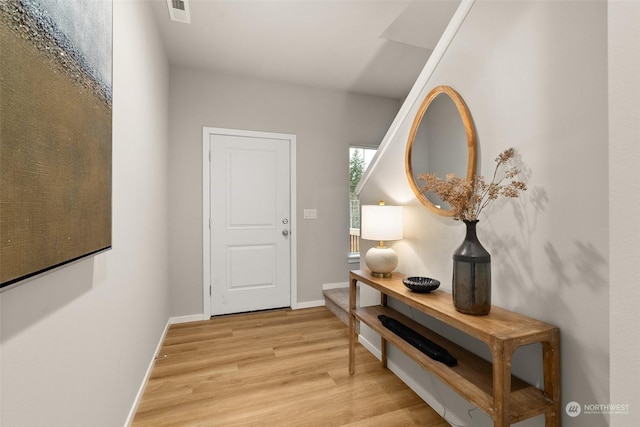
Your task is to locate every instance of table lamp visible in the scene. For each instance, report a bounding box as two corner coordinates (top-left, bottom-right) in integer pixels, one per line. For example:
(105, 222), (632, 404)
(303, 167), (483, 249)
(361, 201), (403, 278)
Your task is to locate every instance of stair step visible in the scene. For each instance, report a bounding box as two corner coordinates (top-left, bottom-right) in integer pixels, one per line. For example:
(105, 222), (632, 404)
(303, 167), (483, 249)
(323, 287), (359, 332)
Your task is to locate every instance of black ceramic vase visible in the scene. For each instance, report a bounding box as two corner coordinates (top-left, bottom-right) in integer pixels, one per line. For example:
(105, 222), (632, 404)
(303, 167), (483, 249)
(452, 220), (491, 315)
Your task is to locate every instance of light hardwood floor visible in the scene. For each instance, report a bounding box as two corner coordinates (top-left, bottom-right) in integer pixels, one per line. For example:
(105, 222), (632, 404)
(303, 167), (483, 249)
(132, 307), (449, 426)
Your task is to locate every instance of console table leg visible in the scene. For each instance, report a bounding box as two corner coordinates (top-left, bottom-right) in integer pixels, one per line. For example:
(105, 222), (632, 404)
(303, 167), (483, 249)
(381, 292), (387, 368)
(543, 329), (561, 427)
(349, 277), (357, 375)
(491, 340), (513, 427)
(381, 337), (387, 368)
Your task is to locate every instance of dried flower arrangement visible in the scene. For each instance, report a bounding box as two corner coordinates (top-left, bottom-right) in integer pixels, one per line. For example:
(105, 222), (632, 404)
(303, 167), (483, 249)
(417, 148), (527, 221)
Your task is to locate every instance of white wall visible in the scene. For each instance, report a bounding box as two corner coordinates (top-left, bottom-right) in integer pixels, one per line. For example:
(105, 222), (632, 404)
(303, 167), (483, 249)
(0, 2), (170, 426)
(609, 1), (640, 426)
(167, 67), (400, 316)
(359, 1), (611, 426)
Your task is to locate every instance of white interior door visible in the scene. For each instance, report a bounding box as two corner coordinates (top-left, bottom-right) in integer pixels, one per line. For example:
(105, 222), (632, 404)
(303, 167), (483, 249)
(205, 128), (295, 316)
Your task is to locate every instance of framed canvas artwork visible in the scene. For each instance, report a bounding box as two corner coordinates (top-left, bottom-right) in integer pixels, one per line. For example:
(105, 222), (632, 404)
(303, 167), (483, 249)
(0, 0), (113, 289)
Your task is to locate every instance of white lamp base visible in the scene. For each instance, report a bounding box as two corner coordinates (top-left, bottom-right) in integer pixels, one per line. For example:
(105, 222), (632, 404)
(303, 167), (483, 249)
(365, 246), (398, 278)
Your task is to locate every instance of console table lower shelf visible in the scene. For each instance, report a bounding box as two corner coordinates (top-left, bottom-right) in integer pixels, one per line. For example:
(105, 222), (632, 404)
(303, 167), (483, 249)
(348, 270), (560, 427)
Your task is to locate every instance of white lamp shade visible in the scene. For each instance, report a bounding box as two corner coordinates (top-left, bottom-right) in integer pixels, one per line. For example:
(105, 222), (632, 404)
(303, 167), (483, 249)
(361, 205), (403, 241)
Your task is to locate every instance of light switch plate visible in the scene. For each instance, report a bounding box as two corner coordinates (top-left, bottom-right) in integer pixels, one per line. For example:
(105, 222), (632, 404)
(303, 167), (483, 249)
(303, 209), (317, 219)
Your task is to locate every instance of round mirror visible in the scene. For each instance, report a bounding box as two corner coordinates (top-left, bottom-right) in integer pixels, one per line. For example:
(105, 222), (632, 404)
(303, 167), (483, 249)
(405, 85), (477, 216)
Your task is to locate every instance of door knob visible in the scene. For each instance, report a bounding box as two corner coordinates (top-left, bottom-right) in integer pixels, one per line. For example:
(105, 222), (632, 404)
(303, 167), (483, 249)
(282, 229), (289, 236)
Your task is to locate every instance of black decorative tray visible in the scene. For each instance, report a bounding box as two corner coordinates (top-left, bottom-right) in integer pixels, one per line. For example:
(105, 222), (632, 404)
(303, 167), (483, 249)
(403, 277), (440, 293)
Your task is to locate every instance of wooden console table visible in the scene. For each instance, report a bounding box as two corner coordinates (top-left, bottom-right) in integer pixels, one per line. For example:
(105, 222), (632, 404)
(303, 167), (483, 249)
(349, 270), (560, 427)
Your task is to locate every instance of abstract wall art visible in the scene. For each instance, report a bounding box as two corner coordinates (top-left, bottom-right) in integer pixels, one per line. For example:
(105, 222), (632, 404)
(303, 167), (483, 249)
(0, 0), (113, 289)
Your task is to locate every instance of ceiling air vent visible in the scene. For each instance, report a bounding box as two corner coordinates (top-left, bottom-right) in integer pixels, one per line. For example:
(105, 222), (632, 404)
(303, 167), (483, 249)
(167, 0), (191, 24)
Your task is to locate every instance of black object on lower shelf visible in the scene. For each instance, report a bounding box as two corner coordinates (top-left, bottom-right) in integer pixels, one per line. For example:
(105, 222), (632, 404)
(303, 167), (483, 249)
(378, 314), (457, 367)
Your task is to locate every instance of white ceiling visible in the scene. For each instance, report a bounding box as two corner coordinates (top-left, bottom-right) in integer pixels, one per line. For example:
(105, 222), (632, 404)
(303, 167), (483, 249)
(150, 0), (460, 100)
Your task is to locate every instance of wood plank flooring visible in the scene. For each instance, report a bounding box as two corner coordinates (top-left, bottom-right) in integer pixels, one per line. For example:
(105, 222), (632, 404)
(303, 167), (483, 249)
(132, 307), (449, 426)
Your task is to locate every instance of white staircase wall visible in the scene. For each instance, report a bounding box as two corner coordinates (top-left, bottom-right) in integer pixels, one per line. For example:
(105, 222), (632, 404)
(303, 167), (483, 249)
(357, 1), (614, 426)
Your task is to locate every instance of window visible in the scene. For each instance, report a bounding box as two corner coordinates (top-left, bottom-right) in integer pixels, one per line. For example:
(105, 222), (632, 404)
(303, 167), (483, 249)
(349, 146), (377, 256)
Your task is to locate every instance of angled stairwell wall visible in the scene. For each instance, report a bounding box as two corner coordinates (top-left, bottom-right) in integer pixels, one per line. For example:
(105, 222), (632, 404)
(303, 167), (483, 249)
(355, 1), (611, 426)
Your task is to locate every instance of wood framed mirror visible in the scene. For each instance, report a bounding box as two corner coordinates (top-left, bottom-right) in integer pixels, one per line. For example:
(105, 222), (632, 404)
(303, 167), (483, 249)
(405, 85), (477, 216)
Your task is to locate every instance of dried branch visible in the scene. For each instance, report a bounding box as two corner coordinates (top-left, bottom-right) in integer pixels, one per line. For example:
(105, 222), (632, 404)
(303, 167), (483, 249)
(417, 148), (527, 221)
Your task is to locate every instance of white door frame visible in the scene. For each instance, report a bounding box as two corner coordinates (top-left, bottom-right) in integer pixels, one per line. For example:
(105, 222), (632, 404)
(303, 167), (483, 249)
(202, 127), (297, 319)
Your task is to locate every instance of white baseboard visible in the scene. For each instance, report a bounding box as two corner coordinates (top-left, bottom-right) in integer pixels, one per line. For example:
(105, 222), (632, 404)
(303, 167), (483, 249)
(322, 282), (349, 290)
(296, 283), (352, 309)
(167, 305), (330, 317)
(124, 319), (170, 426)
(358, 333), (382, 360)
(386, 359), (467, 427)
(170, 313), (205, 324)
(293, 299), (325, 309)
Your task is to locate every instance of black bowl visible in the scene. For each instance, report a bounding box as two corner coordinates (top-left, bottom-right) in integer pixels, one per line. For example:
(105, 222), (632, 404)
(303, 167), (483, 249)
(403, 277), (440, 293)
